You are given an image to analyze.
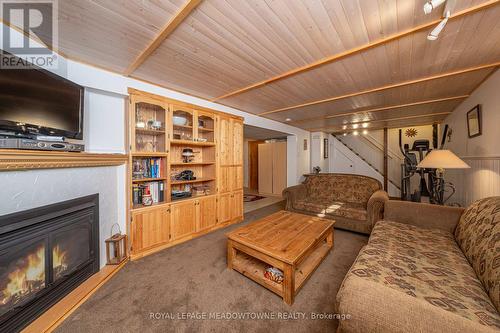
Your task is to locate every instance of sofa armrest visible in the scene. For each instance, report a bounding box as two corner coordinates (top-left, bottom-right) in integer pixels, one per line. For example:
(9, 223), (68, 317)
(367, 190), (389, 227)
(384, 200), (465, 233)
(282, 184), (307, 211)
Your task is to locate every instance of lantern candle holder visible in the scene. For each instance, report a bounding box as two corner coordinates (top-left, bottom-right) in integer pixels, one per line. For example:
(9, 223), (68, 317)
(105, 223), (127, 265)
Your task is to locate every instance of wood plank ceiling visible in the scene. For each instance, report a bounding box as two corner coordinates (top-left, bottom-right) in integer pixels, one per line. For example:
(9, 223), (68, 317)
(25, 0), (500, 132)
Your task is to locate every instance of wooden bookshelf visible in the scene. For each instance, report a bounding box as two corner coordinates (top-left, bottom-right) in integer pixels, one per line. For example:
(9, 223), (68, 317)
(127, 88), (243, 260)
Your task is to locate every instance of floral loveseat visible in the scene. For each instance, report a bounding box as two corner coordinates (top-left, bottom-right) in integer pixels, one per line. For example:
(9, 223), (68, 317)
(282, 173), (389, 234)
(336, 197), (500, 333)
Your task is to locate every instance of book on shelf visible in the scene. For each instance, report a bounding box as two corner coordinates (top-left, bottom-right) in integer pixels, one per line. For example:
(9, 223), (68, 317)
(132, 157), (164, 179)
(132, 181), (165, 205)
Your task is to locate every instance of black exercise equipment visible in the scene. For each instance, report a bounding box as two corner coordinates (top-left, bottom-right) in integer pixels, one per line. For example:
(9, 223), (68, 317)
(399, 125), (455, 205)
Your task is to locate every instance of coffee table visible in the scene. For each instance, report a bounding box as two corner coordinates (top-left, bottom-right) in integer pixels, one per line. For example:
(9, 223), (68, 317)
(226, 211), (334, 305)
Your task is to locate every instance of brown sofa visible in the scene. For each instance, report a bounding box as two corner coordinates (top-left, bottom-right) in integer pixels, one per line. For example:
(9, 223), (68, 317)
(282, 173), (389, 234)
(336, 197), (500, 333)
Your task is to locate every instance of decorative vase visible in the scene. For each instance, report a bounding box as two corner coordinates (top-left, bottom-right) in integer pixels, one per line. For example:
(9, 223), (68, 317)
(142, 193), (153, 206)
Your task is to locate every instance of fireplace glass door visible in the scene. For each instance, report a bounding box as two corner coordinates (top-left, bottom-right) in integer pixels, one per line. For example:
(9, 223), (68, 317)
(0, 238), (48, 317)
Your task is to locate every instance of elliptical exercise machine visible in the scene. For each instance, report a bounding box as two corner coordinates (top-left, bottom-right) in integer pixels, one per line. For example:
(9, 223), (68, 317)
(399, 125), (455, 205)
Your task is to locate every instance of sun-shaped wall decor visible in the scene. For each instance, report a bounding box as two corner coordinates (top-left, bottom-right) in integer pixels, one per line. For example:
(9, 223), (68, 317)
(405, 128), (418, 137)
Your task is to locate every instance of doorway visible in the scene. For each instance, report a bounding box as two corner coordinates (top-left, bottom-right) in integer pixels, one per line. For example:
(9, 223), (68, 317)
(243, 125), (289, 213)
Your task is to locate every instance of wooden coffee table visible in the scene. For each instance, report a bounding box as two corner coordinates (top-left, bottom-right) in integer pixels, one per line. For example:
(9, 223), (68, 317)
(226, 211), (334, 305)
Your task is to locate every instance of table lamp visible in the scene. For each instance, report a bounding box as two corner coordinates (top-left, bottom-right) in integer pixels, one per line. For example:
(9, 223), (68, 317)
(417, 149), (470, 205)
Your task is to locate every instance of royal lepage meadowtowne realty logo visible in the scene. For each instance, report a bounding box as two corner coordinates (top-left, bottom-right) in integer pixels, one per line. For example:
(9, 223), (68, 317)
(1, 0), (58, 69)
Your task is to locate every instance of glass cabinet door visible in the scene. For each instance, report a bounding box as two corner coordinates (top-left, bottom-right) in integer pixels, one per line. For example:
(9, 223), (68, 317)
(171, 106), (194, 141)
(196, 111), (215, 143)
(134, 101), (166, 152)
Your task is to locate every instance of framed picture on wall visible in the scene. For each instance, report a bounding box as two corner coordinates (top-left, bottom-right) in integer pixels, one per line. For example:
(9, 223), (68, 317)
(467, 104), (482, 138)
(323, 138), (329, 158)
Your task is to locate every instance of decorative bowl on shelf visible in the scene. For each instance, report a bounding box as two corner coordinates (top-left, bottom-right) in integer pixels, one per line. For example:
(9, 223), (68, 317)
(173, 116), (188, 126)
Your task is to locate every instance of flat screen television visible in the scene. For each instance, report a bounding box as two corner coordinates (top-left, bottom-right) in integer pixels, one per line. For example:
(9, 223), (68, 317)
(0, 55), (84, 139)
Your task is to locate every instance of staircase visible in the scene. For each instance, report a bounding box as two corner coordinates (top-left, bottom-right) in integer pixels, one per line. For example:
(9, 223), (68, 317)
(333, 134), (401, 190)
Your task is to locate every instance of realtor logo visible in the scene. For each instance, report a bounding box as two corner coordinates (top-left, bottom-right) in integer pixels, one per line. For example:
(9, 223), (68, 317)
(1, 0), (58, 69)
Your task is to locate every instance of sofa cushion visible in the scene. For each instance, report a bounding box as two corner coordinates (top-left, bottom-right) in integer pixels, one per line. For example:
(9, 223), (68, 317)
(325, 201), (367, 221)
(304, 174), (381, 205)
(346, 220), (500, 329)
(292, 199), (328, 214)
(455, 196), (500, 312)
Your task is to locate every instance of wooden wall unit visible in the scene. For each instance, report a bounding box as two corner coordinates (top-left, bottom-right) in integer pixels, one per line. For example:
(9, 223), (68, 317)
(127, 89), (244, 259)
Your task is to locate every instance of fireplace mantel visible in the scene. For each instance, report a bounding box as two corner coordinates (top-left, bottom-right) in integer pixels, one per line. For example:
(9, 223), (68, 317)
(0, 149), (128, 171)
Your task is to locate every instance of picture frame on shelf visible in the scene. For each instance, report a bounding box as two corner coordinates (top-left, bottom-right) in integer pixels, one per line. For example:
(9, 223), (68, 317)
(467, 104), (482, 138)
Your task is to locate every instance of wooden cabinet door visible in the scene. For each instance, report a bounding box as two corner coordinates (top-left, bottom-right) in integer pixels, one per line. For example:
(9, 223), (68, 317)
(170, 200), (196, 240)
(197, 196), (217, 231)
(219, 116), (233, 166)
(232, 120), (243, 165)
(131, 206), (170, 253)
(219, 166), (232, 193)
(232, 166), (243, 191)
(231, 190), (243, 220)
(218, 193), (232, 224)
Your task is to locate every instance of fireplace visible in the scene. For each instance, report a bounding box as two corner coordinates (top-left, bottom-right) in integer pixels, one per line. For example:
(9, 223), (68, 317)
(0, 194), (99, 332)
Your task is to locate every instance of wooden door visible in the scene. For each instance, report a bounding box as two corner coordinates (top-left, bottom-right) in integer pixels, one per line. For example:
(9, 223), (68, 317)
(170, 200), (197, 240)
(218, 193), (232, 224)
(232, 120), (243, 165)
(248, 140), (263, 190)
(272, 142), (287, 195)
(219, 116), (233, 166)
(258, 143), (273, 195)
(197, 196), (217, 231)
(231, 190), (243, 220)
(131, 206), (170, 253)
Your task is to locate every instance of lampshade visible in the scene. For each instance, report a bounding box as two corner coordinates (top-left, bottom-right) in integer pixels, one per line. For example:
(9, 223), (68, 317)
(417, 150), (470, 169)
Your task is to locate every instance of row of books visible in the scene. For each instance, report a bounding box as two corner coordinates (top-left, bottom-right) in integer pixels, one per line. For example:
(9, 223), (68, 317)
(132, 182), (165, 205)
(133, 158), (164, 179)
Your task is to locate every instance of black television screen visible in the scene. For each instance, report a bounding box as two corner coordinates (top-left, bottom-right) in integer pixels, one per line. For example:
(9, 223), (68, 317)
(0, 59), (84, 139)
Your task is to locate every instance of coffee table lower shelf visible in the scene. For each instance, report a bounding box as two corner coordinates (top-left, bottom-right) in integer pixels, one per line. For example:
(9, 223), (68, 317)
(228, 231), (333, 304)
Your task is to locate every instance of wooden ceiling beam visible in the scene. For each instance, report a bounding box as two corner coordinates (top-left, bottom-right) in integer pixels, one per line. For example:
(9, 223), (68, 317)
(307, 112), (451, 132)
(260, 62), (500, 115)
(212, 0), (500, 102)
(289, 95), (469, 124)
(124, 0), (202, 76)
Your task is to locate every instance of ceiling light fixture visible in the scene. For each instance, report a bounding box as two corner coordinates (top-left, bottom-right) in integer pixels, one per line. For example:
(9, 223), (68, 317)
(362, 123), (368, 128)
(342, 125), (347, 130)
(427, 11), (450, 41)
(285, 118), (292, 122)
(343, 133), (347, 136)
(423, 0), (446, 14)
(352, 124), (359, 129)
(353, 130), (359, 136)
(363, 130), (368, 135)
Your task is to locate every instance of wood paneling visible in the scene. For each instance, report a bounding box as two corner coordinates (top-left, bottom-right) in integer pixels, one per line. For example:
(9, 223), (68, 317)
(21, 0), (500, 129)
(125, 0), (202, 75)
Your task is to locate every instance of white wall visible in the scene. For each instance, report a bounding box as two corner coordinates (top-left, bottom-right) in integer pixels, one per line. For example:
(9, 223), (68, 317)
(310, 132), (329, 172)
(329, 136), (400, 197)
(442, 70), (500, 206)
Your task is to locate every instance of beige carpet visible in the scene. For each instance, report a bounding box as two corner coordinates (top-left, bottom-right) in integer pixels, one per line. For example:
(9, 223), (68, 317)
(56, 203), (368, 333)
